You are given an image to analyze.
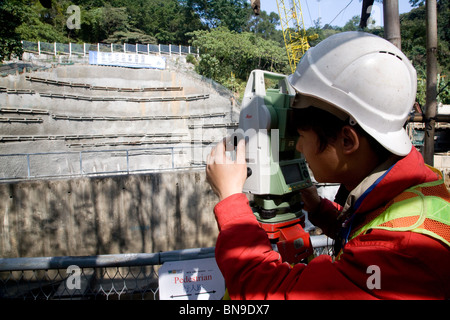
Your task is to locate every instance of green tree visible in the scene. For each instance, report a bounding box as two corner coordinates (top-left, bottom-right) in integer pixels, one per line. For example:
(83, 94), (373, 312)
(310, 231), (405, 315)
(342, 15), (361, 31)
(0, 0), (25, 62)
(79, 4), (155, 44)
(111, 0), (204, 44)
(187, 0), (251, 32)
(14, 0), (74, 43)
(400, 1), (450, 104)
(245, 10), (283, 44)
(188, 27), (288, 95)
(10, 0), (206, 45)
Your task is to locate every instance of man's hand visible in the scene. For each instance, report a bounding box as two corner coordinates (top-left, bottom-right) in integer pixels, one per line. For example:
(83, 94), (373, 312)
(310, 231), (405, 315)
(299, 185), (321, 214)
(206, 138), (247, 201)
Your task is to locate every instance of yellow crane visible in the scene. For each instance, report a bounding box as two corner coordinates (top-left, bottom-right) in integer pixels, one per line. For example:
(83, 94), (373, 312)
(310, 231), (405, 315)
(276, 0), (315, 73)
(250, 0), (317, 73)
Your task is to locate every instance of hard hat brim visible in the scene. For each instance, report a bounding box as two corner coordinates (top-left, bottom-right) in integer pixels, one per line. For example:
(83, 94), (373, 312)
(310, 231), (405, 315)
(357, 120), (413, 156)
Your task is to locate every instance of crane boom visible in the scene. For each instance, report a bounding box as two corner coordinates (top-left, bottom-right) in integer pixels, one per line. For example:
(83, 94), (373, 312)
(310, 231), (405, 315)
(276, 0), (311, 73)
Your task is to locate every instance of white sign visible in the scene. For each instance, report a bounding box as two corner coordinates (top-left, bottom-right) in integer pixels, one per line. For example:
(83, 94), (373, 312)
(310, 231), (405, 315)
(88, 51), (166, 69)
(158, 258), (225, 300)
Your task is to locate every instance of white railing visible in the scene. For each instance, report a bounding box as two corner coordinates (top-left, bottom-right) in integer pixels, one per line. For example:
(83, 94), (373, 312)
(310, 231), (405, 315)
(21, 40), (199, 58)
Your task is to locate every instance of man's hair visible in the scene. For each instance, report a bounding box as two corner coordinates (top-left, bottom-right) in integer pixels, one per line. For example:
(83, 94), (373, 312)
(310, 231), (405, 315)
(290, 106), (391, 161)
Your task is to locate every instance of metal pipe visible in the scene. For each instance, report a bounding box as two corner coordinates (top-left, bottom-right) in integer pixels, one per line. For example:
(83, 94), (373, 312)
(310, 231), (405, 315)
(310, 235), (333, 248)
(0, 247), (216, 271)
(409, 113), (450, 123)
(383, 0), (401, 49)
(423, 0), (438, 165)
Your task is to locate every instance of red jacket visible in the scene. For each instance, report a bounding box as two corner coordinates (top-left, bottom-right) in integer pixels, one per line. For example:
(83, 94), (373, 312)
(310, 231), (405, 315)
(213, 148), (450, 299)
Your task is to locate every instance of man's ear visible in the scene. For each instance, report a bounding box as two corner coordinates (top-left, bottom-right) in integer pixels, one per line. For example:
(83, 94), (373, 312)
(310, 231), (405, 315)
(340, 125), (360, 155)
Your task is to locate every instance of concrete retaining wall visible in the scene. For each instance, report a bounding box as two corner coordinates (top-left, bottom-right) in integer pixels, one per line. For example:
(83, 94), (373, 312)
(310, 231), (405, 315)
(0, 63), (239, 155)
(0, 62), (240, 180)
(0, 169), (219, 258)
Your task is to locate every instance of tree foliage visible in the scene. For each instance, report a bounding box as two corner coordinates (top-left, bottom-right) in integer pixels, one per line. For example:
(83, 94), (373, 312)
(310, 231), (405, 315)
(0, 0), (448, 103)
(188, 26), (288, 91)
(186, 0), (251, 32)
(0, 0), (26, 61)
(399, 0), (450, 105)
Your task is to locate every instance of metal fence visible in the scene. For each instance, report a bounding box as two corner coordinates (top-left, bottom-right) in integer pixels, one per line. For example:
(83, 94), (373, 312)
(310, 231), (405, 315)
(22, 40), (198, 58)
(0, 247), (215, 300)
(0, 145), (211, 182)
(0, 237), (333, 300)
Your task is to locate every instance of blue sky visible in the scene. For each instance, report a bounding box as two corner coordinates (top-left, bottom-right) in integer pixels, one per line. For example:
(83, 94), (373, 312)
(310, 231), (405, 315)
(259, 0), (414, 29)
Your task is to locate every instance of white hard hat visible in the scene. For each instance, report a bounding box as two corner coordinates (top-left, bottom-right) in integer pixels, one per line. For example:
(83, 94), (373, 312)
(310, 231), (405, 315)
(289, 31), (417, 156)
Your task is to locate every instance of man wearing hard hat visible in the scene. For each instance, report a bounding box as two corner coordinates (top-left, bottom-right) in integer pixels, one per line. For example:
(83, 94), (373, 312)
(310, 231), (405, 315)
(206, 31), (450, 299)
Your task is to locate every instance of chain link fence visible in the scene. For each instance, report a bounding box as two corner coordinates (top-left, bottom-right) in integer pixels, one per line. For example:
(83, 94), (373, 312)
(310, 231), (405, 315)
(1, 265), (158, 300)
(0, 247), (215, 300)
(0, 236), (333, 300)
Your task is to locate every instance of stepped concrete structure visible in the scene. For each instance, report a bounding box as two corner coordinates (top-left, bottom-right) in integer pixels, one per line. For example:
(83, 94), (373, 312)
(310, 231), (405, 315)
(0, 62), (240, 180)
(0, 58), (240, 257)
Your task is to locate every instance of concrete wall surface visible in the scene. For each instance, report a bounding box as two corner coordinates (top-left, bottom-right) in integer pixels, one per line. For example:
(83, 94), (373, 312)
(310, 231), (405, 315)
(0, 64), (238, 154)
(0, 169), (220, 258)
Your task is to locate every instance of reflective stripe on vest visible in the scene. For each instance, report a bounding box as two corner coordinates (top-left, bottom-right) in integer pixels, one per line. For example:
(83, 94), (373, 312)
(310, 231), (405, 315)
(349, 168), (450, 248)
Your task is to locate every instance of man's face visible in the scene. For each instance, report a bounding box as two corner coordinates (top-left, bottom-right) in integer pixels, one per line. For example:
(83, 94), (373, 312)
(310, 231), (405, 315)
(296, 128), (342, 184)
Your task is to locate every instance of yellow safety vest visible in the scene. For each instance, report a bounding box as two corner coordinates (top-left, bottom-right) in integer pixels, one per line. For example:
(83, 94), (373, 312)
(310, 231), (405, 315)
(337, 166), (450, 259)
